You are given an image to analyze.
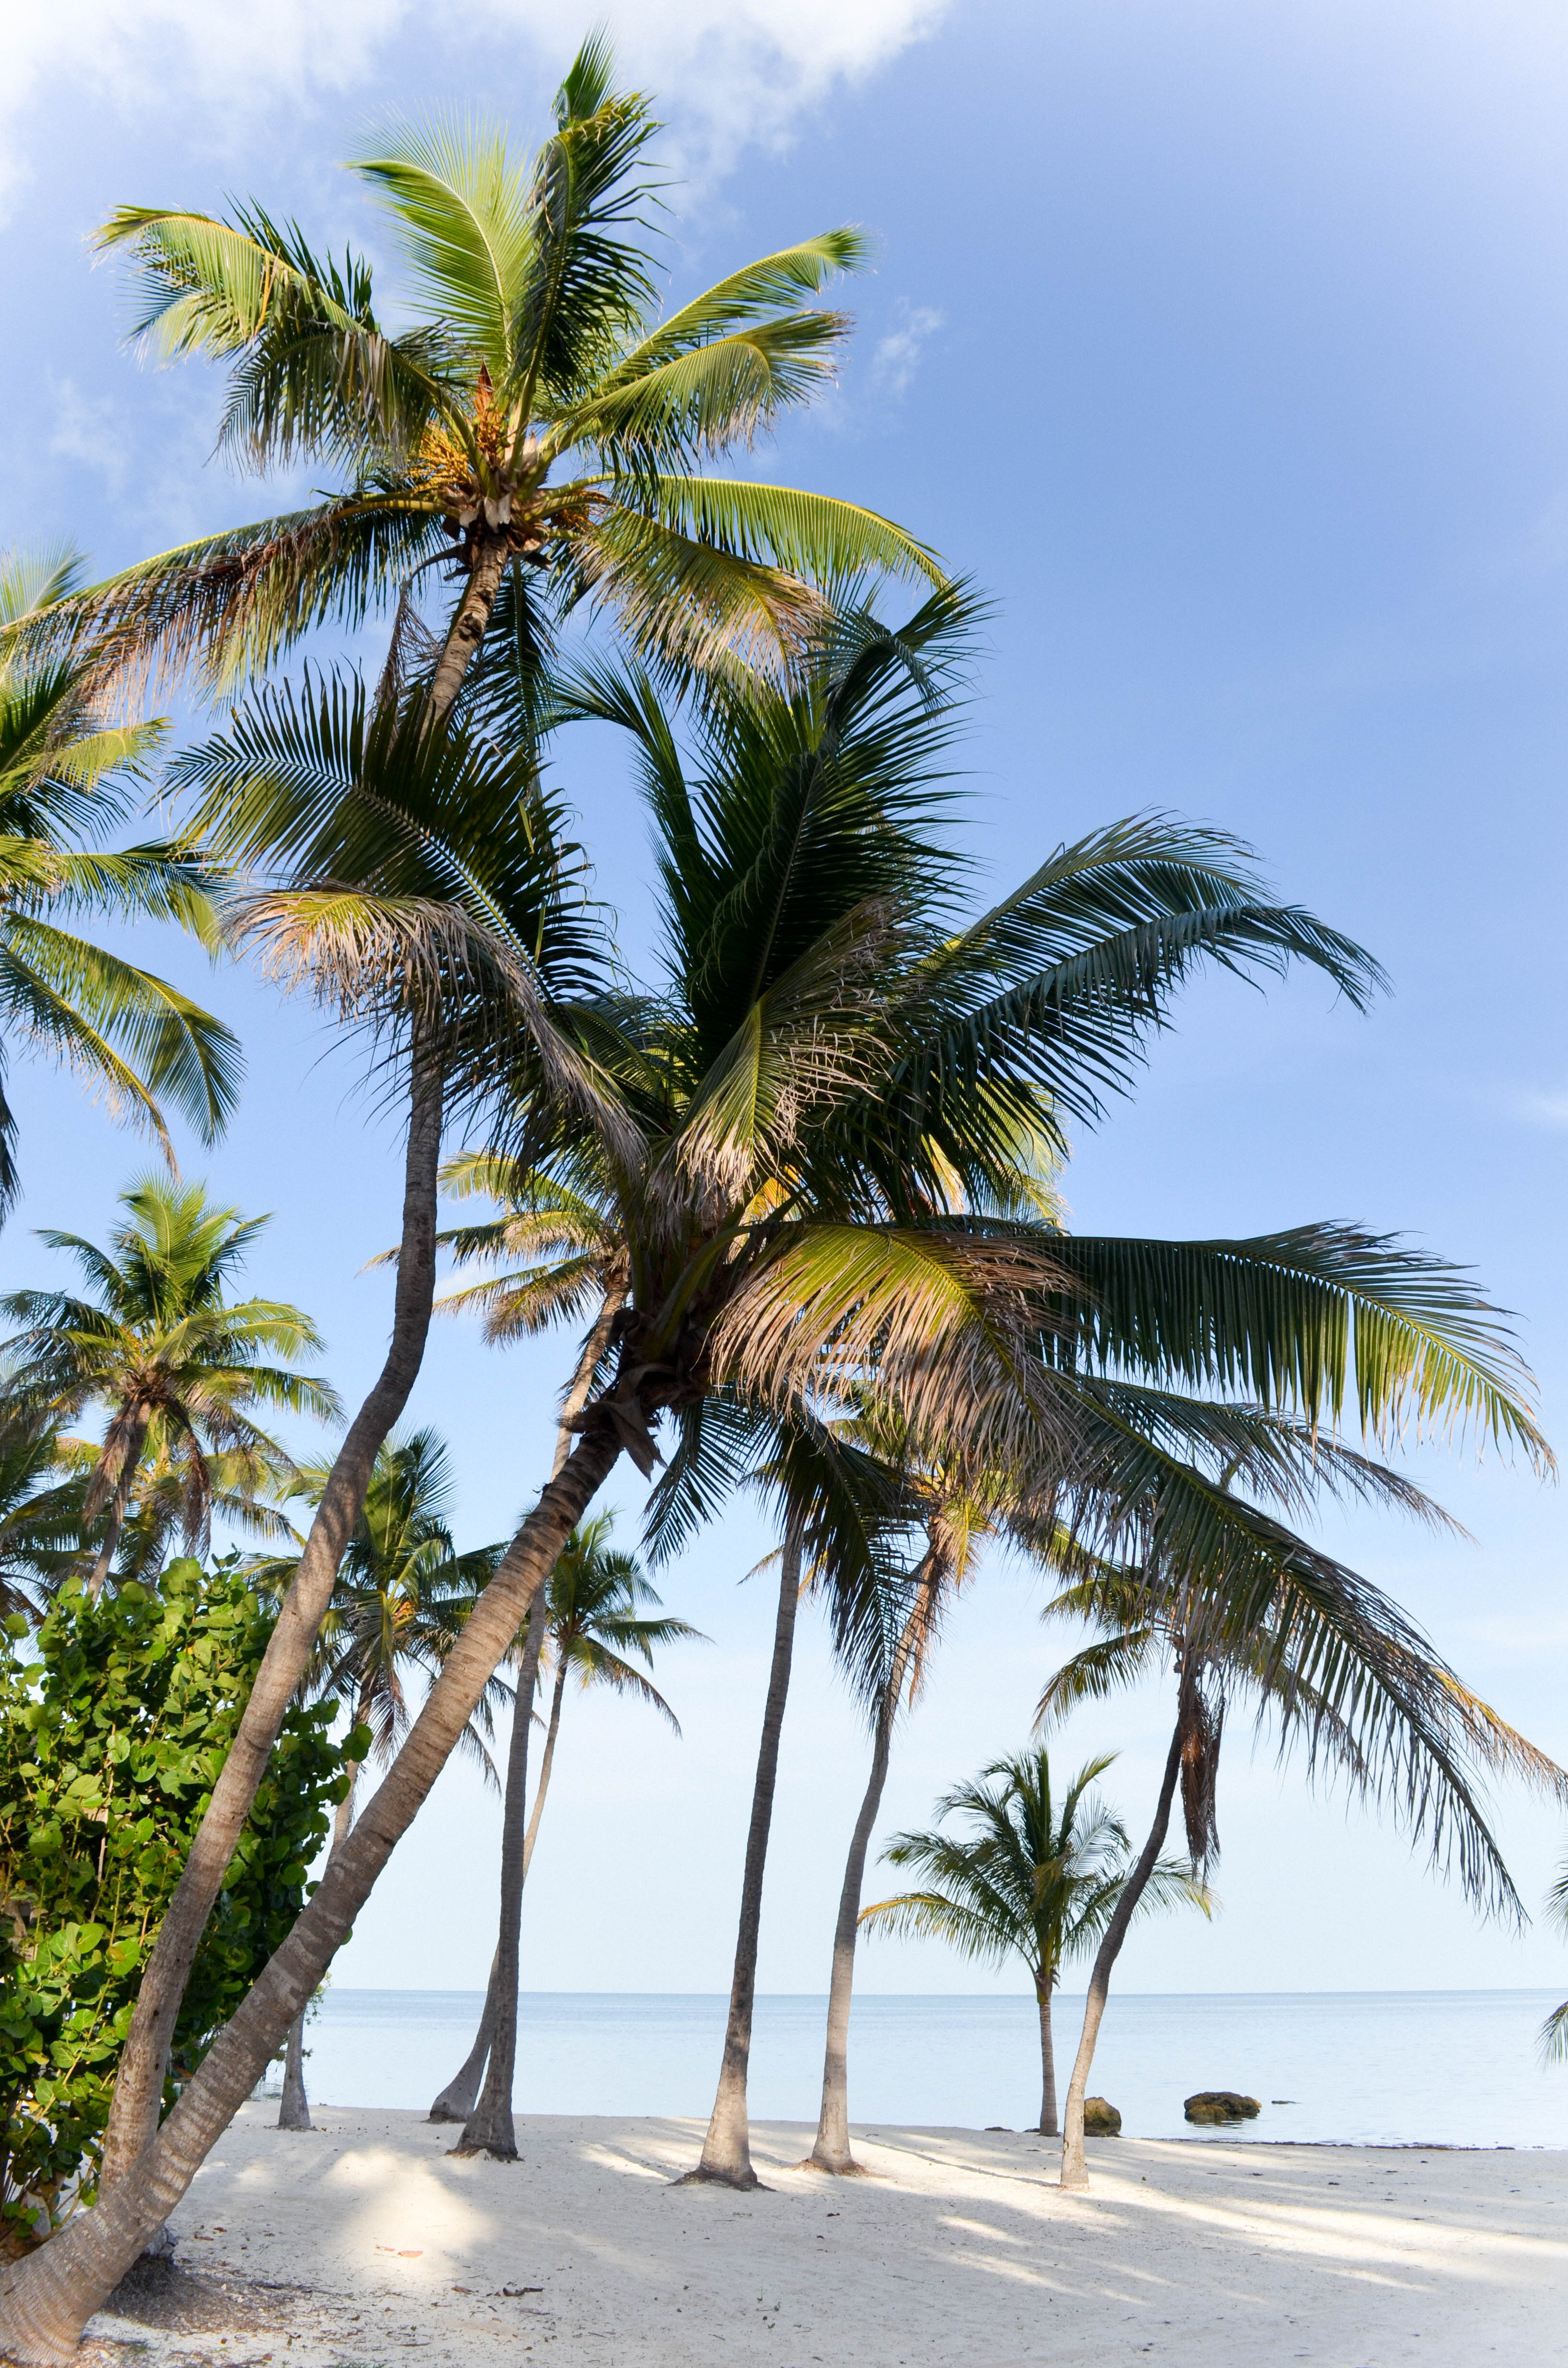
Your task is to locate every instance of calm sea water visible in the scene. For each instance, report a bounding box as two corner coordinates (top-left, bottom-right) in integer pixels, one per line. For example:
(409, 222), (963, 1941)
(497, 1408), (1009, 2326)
(284, 1989), (1568, 2149)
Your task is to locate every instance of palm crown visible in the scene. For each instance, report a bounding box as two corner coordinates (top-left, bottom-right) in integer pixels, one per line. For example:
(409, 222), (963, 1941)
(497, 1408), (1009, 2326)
(1, 1176), (337, 1591)
(33, 39), (941, 716)
(0, 544), (239, 1211)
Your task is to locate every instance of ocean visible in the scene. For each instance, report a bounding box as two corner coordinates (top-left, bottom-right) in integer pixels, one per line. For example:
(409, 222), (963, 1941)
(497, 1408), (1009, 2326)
(280, 1987), (1568, 2148)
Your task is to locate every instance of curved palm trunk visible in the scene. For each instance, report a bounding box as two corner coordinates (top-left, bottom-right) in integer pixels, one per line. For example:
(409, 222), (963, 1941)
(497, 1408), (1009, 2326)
(279, 1737), (363, 2132)
(426, 1288), (620, 2121)
(86, 1411), (150, 1597)
(1036, 1981), (1057, 2137)
(0, 1424), (623, 2364)
(808, 1567), (931, 2174)
(1059, 1675), (1192, 2192)
(453, 1585), (550, 2158)
(99, 1061), (443, 2192)
(685, 1514), (804, 2191)
(428, 531), (513, 720)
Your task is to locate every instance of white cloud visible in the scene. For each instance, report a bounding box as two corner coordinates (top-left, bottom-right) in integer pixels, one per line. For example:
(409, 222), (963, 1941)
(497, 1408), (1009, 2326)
(1503, 1084), (1568, 1130)
(0, 0), (948, 217)
(871, 304), (944, 394)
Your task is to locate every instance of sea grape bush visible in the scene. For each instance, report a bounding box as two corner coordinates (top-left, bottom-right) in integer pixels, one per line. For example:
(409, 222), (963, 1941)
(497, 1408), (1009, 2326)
(0, 1561), (356, 2255)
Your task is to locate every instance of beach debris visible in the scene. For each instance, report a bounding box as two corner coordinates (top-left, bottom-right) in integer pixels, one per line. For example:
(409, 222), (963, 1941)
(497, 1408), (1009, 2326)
(1083, 2097), (1122, 2135)
(501, 2284), (544, 2297)
(1184, 2091), (1261, 2125)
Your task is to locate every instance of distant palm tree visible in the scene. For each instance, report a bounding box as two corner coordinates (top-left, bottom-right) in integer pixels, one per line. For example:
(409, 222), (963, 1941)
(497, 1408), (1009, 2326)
(0, 1397), (93, 1620)
(1541, 1861), (1568, 2064)
(2, 1177), (336, 1592)
(0, 543), (238, 1213)
(861, 1746), (1208, 2135)
(453, 1512), (702, 2156)
(249, 1425), (508, 2128)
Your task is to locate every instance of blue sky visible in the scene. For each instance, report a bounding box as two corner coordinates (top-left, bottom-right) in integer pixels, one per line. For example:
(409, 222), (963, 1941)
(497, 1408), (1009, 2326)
(3, 0), (1567, 2010)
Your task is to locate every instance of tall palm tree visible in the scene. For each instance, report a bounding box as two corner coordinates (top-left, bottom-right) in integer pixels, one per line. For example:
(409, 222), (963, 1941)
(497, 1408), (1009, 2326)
(1033, 1466), (1568, 2188)
(454, 1512), (701, 2156)
(1, 1177), (335, 1593)
(861, 1747), (1208, 2135)
(19, 41), (939, 723)
(248, 1426), (507, 2129)
(0, 543), (238, 1213)
(7, 603), (1549, 2353)
(94, 672), (601, 2192)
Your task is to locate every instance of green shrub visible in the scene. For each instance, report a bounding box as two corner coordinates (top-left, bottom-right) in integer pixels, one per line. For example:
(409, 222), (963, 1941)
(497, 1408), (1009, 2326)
(0, 1559), (352, 2253)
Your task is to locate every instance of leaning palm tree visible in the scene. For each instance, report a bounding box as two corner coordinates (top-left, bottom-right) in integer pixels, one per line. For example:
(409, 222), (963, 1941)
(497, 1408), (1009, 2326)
(8, 600), (1553, 2354)
(249, 1426), (507, 2128)
(452, 1511), (702, 2156)
(91, 672), (602, 2195)
(0, 543), (238, 1213)
(1, 1177), (335, 1592)
(1033, 1456), (1568, 2189)
(19, 41), (939, 724)
(861, 1747), (1208, 2135)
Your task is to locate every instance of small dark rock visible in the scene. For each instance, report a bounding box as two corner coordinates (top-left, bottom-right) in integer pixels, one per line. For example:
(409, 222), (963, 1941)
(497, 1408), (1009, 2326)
(1184, 2090), (1261, 2125)
(1083, 2097), (1121, 2136)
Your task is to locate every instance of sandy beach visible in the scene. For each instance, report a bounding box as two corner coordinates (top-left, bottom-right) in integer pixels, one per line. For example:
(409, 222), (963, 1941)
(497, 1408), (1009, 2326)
(85, 2105), (1566, 2366)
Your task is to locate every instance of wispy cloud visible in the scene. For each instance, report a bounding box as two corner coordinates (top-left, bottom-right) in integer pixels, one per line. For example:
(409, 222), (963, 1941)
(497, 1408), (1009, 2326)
(871, 305), (945, 395)
(1, 0), (950, 217)
(1504, 1085), (1568, 1131)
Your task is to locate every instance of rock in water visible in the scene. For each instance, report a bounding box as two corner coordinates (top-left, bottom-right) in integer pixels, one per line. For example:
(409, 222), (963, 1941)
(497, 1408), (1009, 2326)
(1183, 2091), (1261, 2125)
(1083, 2097), (1122, 2135)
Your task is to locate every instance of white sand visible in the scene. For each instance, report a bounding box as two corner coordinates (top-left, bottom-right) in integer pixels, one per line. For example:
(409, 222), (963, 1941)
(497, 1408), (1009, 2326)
(88, 2105), (1567, 2366)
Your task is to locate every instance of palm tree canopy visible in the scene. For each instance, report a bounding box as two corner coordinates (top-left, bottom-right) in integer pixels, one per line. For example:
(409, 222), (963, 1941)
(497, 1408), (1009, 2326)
(250, 1425), (508, 1778)
(0, 544), (241, 1210)
(0, 1175), (337, 1565)
(539, 1509), (705, 1733)
(860, 1745), (1208, 1989)
(24, 39), (942, 708)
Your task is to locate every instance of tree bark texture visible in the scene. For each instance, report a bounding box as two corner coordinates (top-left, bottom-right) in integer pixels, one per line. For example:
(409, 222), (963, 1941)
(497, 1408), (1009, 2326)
(685, 1516), (804, 2190)
(427, 533), (513, 721)
(1058, 1683), (1190, 2192)
(521, 1656), (567, 1875)
(455, 1585), (550, 2158)
(98, 1062), (443, 2194)
(0, 1423), (622, 2365)
(808, 1570), (931, 2174)
(1036, 1985), (1057, 2137)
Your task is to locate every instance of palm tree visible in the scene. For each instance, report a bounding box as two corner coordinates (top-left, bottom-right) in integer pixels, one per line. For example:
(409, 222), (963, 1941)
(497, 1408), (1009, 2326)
(248, 1426), (507, 2129)
(0, 543), (238, 1213)
(453, 1512), (702, 2156)
(1540, 1862), (1568, 2064)
(1033, 1465), (1568, 2189)
(1, 1177), (335, 1593)
(93, 671), (600, 2192)
(20, 40), (940, 725)
(0, 1396), (94, 1621)
(9, 600), (1550, 2351)
(861, 1747), (1208, 2135)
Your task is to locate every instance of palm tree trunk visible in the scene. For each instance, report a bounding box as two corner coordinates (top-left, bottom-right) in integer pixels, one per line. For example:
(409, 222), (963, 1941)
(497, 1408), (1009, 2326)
(99, 1058), (444, 2193)
(426, 1291), (617, 2121)
(0, 1423), (623, 2364)
(279, 1740), (362, 2133)
(808, 1566), (932, 2174)
(277, 2012), (310, 2133)
(428, 531), (513, 720)
(685, 1513), (804, 2191)
(1036, 1982), (1058, 2137)
(1059, 1675), (1192, 2192)
(454, 1584), (550, 2158)
(428, 1952), (500, 2123)
(86, 1411), (150, 1597)
(521, 1656), (568, 1874)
